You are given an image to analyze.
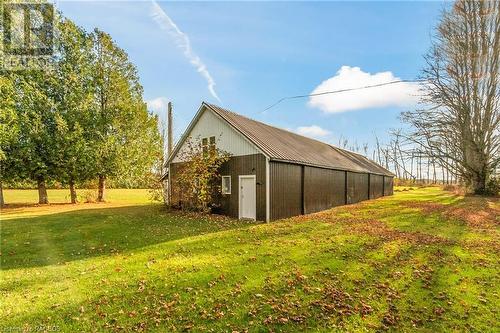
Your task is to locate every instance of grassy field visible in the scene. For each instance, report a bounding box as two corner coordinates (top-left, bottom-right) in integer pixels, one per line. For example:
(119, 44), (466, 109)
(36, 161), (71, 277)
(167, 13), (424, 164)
(1, 187), (498, 332)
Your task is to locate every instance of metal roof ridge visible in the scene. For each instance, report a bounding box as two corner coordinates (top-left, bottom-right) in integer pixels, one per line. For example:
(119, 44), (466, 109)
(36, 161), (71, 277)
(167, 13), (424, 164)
(203, 102), (394, 176)
(206, 102), (353, 152)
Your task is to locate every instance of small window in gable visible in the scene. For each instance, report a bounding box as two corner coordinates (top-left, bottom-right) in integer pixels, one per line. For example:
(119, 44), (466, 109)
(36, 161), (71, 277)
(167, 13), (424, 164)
(202, 137), (209, 155)
(202, 136), (216, 155)
(209, 136), (216, 152)
(221, 176), (231, 194)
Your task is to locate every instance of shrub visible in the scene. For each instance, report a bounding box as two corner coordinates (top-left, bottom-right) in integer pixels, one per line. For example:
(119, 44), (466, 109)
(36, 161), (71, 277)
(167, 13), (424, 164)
(148, 181), (166, 202)
(484, 177), (500, 196)
(80, 190), (97, 203)
(394, 178), (415, 187)
(171, 137), (230, 213)
(442, 184), (466, 195)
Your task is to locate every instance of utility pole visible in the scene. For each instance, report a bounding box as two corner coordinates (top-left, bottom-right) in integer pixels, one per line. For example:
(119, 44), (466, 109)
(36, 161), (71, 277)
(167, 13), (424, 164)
(165, 102), (173, 205)
(167, 102), (173, 158)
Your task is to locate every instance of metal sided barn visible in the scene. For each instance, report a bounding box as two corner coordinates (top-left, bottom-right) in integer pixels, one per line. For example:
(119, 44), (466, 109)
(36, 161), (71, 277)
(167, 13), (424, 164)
(166, 102), (394, 222)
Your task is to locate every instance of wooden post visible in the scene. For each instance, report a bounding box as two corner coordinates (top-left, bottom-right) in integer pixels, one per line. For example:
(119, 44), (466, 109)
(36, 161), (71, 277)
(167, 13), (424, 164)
(167, 102), (173, 205)
(167, 102), (173, 157)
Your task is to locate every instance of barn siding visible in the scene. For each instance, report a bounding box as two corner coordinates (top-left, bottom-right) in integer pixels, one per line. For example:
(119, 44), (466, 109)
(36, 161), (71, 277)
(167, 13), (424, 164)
(170, 153), (267, 221)
(347, 172), (369, 204)
(383, 176), (394, 196)
(269, 162), (302, 220)
(172, 155), (393, 221)
(217, 154), (267, 221)
(369, 174), (384, 199)
(304, 167), (346, 214)
(270, 162), (393, 220)
(172, 107), (259, 163)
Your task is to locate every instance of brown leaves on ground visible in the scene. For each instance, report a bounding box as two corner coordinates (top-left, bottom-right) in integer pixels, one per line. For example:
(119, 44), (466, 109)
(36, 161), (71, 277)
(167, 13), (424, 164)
(311, 283), (356, 317)
(259, 274), (402, 330)
(165, 209), (232, 223)
(404, 196), (499, 229)
(444, 197), (499, 229)
(347, 218), (452, 245)
(294, 209), (451, 246)
(404, 202), (447, 214)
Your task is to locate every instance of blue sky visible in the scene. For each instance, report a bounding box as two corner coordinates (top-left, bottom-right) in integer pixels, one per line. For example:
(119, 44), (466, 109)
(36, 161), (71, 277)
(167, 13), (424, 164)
(56, 1), (446, 154)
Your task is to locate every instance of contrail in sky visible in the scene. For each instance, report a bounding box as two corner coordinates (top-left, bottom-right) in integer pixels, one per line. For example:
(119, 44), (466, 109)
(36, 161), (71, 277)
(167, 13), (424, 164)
(150, 0), (221, 102)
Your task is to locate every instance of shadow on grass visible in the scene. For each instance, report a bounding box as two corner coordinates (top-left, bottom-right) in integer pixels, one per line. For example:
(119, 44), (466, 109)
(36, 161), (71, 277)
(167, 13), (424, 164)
(3, 189), (498, 331)
(5, 216), (491, 332)
(1, 204), (260, 271)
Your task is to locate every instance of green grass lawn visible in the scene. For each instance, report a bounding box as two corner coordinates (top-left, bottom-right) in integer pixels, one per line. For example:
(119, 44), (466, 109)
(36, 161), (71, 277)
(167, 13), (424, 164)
(2, 188), (151, 205)
(1, 187), (498, 332)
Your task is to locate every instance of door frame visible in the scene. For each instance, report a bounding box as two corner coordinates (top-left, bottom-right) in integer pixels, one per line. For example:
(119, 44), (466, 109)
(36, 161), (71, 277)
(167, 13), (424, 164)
(238, 175), (256, 220)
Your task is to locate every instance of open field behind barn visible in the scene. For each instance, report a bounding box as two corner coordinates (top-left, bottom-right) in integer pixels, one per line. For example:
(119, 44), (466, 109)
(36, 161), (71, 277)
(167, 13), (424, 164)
(1, 187), (498, 332)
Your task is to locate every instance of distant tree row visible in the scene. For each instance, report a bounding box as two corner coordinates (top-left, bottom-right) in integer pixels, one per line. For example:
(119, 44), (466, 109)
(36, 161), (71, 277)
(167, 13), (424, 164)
(341, 1), (499, 195)
(403, 0), (499, 194)
(0, 13), (162, 205)
(333, 134), (463, 186)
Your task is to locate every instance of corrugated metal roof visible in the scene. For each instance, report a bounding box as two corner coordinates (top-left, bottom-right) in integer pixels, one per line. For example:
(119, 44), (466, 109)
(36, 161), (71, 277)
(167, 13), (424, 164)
(205, 103), (394, 177)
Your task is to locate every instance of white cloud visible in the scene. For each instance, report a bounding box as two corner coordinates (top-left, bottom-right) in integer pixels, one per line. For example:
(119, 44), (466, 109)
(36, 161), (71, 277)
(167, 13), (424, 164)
(147, 97), (169, 114)
(308, 66), (421, 113)
(295, 125), (331, 139)
(150, 0), (221, 102)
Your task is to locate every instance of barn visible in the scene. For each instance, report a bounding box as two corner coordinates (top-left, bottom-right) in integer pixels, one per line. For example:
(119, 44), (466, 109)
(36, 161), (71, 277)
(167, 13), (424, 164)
(166, 102), (394, 222)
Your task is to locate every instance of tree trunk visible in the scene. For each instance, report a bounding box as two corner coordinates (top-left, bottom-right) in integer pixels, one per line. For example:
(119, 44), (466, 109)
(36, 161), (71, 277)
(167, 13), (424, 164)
(426, 158), (430, 184)
(37, 177), (49, 204)
(69, 179), (78, 204)
(0, 182), (4, 207)
(465, 142), (489, 194)
(471, 172), (487, 195)
(97, 175), (106, 202)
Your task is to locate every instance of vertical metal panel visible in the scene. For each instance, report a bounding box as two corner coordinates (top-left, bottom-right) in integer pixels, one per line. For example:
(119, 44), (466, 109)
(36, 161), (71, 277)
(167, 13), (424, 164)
(303, 166), (346, 214)
(367, 173), (371, 201)
(265, 157), (270, 222)
(347, 172), (369, 204)
(217, 154), (267, 221)
(170, 154), (266, 221)
(344, 170), (348, 204)
(269, 162), (302, 220)
(369, 174), (384, 199)
(384, 176), (394, 196)
(172, 108), (259, 163)
(172, 155), (392, 221)
(301, 165), (305, 215)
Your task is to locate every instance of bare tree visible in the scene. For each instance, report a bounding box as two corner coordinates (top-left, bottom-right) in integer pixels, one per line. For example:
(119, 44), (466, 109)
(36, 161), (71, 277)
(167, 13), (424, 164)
(403, 1), (500, 194)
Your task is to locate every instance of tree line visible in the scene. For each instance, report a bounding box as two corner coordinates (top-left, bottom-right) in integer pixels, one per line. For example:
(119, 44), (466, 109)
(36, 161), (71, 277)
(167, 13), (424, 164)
(347, 1), (499, 194)
(403, 0), (499, 194)
(0, 13), (162, 205)
(331, 133), (462, 186)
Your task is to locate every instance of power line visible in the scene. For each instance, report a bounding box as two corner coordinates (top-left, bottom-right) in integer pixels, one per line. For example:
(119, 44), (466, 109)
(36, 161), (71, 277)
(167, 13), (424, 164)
(261, 79), (427, 113)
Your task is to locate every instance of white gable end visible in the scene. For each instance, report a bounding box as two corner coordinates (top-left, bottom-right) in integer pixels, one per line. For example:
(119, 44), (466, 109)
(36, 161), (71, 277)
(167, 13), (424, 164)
(172, 107), (259, 162)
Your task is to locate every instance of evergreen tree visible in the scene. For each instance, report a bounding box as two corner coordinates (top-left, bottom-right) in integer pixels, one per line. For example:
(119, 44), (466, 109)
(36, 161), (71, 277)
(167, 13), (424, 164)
(51, 18), (96, 203)
(8, 71), (57, 204)
(91, 29), (160, 201)
(0, 75), (19, 206)
(2, 16), (161, 203)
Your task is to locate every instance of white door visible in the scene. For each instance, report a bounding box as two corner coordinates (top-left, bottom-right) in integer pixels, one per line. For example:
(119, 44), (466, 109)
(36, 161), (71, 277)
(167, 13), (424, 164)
(239, 175), (256, 220)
